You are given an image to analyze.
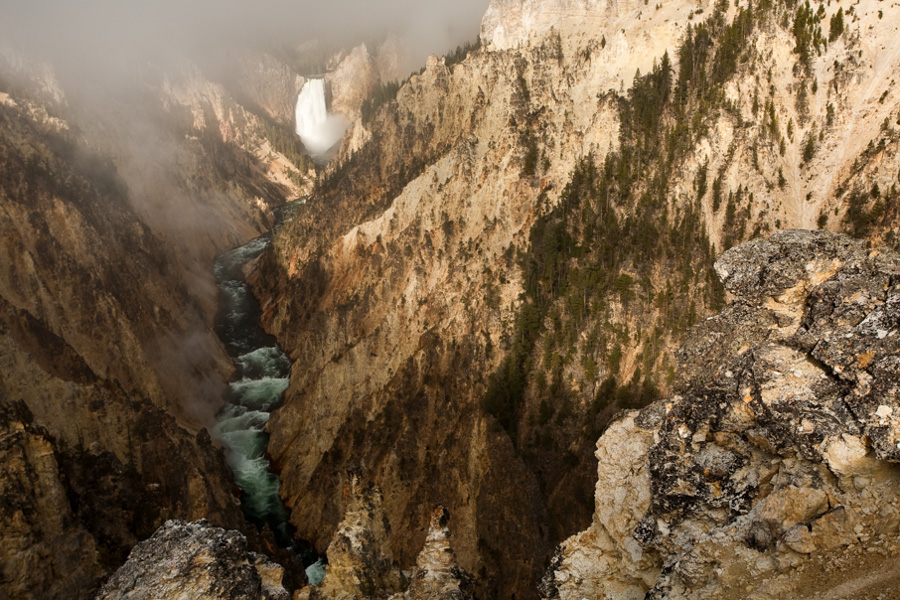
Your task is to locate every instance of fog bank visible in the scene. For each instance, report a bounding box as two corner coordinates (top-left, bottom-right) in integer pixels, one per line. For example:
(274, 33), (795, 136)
(1, 0), (489, 81)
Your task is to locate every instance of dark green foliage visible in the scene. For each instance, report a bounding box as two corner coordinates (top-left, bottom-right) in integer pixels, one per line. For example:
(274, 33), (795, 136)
(484, 26), (729, 435)
(796, 82), (810, 125)
(522, 130), (539, 177)
(829, 7), (844, 41)
(802, 128), (817, 163)
(792, 0), (826, 67)
(478, 0), (788, 540)
(255, 117), (313, 175)
(443, 37), (481, 68)
(696, 160), (709, 201)
(712, 174), (723, 211)
(361, 80), (402, 125)
(515, 63), (531, 105)
(614, 371), (661, 409)
(764, 98), (779, 139)
(844, 188), (888, 237)
(712, 5), (754, 83)
(725, 190), (738, 229)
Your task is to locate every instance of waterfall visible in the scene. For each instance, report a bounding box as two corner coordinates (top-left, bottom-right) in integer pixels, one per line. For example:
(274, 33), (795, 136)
(295, 79), (347, 159)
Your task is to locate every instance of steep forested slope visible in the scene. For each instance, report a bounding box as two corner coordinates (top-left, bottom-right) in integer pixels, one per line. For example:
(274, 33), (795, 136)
(257, 0), (900, 598)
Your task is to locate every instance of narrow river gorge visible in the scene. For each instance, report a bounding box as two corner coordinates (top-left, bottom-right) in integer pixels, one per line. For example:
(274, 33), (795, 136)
(211, 230), (325, 584)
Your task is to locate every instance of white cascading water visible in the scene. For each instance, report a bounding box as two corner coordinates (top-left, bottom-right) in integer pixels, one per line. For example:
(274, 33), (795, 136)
(295, 79), (348, 159)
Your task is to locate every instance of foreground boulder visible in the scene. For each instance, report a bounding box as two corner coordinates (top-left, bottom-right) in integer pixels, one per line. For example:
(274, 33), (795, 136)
(545, 230), (900, 599)
(96, 520), (289, 600)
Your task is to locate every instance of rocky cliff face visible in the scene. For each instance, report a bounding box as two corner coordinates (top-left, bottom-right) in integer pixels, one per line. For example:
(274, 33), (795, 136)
(255, 0), (900, 598)
(89, 230), (900, 599)
(96, 500), (473, 600)
(0, 401), (101, 598)
(545, 230), (900, 599)
(5, 0), (900, 597)
(0, 48), (312, 598)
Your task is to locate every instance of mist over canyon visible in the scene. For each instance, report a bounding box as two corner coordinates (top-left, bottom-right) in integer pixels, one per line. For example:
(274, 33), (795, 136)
(3, 0), (900, 599)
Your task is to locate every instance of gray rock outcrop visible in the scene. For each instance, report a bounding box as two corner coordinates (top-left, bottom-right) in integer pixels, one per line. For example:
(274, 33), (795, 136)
(96, 520), (290, 600)
(546, 230), (900, 599)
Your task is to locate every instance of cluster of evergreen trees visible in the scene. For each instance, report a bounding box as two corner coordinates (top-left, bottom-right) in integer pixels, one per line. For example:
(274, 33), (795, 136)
(485, 0), (786, 440)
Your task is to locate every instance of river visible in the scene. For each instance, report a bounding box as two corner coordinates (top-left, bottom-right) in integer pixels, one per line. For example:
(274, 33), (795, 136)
(211, 229), (325, 584)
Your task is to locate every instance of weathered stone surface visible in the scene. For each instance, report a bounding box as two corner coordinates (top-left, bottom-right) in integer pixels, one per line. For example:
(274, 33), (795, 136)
(96, 520), (290, 600)
(294, 482), (472, 600)
(307, 478), (407, 600)
(391, 506), (475, 600)
(541, 413), (659, 600)
(258, 1), (900, 597)
(0, 400), (100, 600)
(0, 49), (308, 599)
(548, 231), (900, 599)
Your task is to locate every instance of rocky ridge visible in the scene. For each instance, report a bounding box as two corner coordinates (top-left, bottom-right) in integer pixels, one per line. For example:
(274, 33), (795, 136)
(90, 230), (900, 600)
(97, 498), (475, 600)
(0, 400), (100, 599)
(545, 230), (900, 599)
(256, 0), (900, 597)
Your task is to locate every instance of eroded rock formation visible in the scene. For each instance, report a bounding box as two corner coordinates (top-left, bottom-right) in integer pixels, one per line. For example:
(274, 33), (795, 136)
(0, 401), (100, 598)
(294, 480), (473, 600)
(256, 0), (900, 595)
(545, 230), (900, 599)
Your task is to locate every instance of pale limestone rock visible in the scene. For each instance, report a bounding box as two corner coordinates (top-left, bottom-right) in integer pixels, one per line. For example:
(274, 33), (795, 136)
(307, 480), (406, 600)
(301, 496), (471, 600)
(262, 0), (900, 594)
(481, 0), (710, 92)
(822, 434), (872, 478)
(782, 524), (817, 554)
(756, 486), (830, 536)
(327, 44), (376, 121)
(810, 507), (860, 551)
(264, 7), (900, 595)
(546, 232), (900, 599)
(547, 413), (660, 600)
(392, 506), (475, 600)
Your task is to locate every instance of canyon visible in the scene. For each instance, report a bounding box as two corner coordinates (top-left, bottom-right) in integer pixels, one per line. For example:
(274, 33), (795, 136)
(254, 0), (900, 597)
(0, 42), (312, 598)
(2, 0), (900, 598)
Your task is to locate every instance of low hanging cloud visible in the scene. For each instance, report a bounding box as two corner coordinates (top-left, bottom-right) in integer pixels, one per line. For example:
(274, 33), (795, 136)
(1, 0), (490, 81)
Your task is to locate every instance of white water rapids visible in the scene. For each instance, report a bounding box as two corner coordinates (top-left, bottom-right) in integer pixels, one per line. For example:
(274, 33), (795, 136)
(212, 234), (325, 584)
(294, 78), (347, 159)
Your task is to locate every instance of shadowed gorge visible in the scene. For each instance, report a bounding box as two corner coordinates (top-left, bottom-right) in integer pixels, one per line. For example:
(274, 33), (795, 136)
(4, 0), (900, 598)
